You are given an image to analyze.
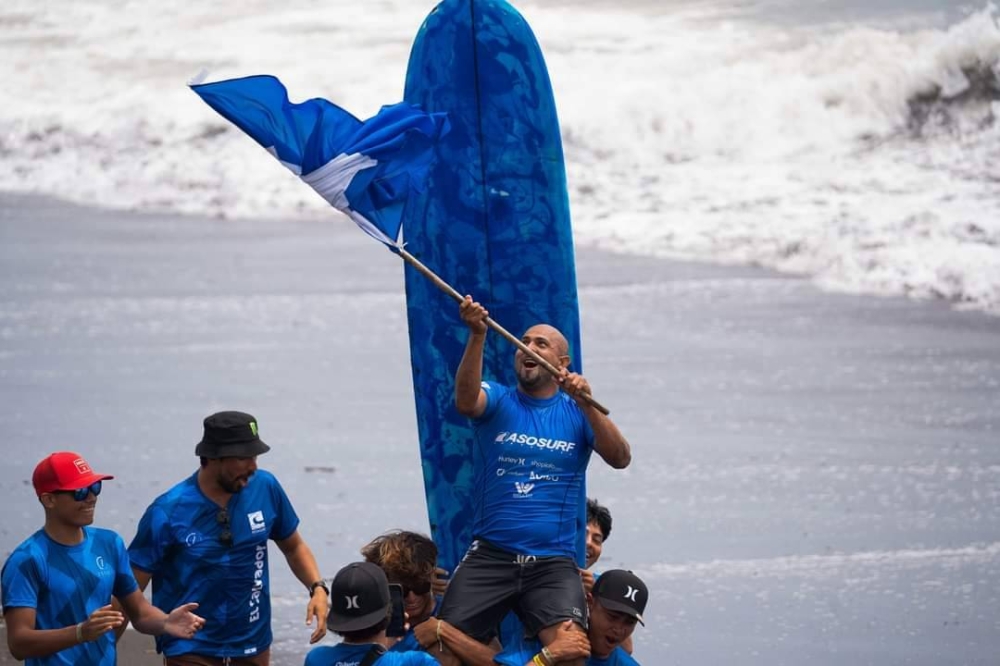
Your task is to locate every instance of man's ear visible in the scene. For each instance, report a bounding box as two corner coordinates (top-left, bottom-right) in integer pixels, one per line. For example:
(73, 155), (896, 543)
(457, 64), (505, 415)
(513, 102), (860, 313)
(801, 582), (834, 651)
(39, 494), (56, 509)
(559, 355), (571, 370)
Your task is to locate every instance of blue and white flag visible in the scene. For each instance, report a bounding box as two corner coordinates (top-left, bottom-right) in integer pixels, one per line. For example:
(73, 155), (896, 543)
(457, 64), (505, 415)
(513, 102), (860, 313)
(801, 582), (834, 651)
(190, 74), (449, 248)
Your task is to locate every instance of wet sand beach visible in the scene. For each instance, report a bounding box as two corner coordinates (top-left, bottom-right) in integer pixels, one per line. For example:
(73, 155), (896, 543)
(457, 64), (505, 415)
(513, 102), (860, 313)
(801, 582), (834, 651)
(1, 193), (998, 665)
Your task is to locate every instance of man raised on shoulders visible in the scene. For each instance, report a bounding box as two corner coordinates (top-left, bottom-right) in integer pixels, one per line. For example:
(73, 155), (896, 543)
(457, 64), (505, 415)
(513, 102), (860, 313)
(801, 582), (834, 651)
(434, 297), (631, 665)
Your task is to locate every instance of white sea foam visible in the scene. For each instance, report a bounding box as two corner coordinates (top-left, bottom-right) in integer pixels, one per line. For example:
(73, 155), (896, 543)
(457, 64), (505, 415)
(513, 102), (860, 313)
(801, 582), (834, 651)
(0, 0), (997, 311)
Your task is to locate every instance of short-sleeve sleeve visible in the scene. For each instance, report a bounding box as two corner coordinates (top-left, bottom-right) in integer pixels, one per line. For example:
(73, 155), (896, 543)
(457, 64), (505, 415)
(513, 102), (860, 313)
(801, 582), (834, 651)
(127, 503), (171, 574)
(268, 477), (300, 542)
(111, 533), (139, 598)
(0, 550), (42, 611)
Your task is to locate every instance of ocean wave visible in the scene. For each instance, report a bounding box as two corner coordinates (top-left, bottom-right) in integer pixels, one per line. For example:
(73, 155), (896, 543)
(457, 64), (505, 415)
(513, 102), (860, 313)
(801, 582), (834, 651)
(0, 0), (997, 312)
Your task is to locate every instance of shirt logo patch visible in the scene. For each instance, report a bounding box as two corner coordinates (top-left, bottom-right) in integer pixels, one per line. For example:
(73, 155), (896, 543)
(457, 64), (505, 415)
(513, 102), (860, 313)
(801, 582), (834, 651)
(185, 532), (201, 547)
(496, 431), (577, 453)
(247, 510), (266, 533)
(514, 482), (535, 497)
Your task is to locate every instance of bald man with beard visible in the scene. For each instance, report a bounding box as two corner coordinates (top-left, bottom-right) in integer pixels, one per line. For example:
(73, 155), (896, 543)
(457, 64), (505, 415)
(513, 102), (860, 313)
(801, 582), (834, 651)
(431, 297), (631, 666)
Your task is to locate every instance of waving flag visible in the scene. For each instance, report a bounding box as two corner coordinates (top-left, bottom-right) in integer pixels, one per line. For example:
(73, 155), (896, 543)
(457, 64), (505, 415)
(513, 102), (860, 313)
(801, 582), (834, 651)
(189, 72), (610, 417)
(190, 74), (449, 248)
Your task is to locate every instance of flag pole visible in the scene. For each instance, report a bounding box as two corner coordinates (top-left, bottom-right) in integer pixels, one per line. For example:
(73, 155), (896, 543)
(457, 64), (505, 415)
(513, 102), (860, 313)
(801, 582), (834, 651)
(396, 246), (611, 416)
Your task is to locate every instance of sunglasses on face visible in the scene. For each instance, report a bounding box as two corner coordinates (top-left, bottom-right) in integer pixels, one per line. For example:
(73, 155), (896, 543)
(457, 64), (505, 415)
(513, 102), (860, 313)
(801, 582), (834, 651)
(54, 481), (103, 502)
(217, 508), (233, 548)
(398, 580), (432, 597)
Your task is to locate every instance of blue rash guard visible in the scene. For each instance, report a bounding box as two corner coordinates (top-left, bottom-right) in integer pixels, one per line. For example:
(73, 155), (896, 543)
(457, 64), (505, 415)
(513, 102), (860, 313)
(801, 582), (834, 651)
(1, 527), (139, 666)
(470, 382), (595, 560)
(127, 470), (299, 658)
(305, 642), (438, 666)
(494, 637), (640, 666)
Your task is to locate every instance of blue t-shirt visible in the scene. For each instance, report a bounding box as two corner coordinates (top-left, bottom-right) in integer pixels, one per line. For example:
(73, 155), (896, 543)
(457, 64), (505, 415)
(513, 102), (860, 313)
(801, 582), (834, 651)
(128, 469), (299, 658)
(305, 642), (438, 666)
(494, 637), (639, 666)
(388, 597), (441, 654)
(470, 382), (595, 559)
(1, 527), (139, 666)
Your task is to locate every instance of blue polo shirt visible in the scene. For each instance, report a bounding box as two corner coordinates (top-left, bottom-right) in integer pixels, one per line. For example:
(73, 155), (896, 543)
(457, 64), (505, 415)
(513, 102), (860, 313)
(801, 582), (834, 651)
(1, 527), (138, 666)
(470, 382), (595, 560)
(128, 470), (298, 658)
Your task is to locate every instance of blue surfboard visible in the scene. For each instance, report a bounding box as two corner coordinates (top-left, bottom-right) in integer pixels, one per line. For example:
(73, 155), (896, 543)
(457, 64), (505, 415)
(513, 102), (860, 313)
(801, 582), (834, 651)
(402, 0), (584, 572)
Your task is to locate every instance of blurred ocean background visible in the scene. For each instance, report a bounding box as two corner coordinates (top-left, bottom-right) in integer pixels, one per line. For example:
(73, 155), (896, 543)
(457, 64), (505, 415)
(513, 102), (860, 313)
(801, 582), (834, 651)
(1, 0), (998, 311)
(1, 1), (999, 665)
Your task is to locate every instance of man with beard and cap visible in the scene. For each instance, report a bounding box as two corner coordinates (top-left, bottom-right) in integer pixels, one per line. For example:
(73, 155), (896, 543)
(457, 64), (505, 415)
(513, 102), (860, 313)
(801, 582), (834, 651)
(1, 452), (205, 666)
(305, 562), (439, 666)
(432, 298), (630, 666)
(127, 411), (329, 666)
(493, 570), (647, 666)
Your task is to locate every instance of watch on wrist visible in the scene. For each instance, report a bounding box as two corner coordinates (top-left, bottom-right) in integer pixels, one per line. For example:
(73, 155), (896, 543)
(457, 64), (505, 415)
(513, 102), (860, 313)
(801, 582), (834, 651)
(309, 580), (329, 597)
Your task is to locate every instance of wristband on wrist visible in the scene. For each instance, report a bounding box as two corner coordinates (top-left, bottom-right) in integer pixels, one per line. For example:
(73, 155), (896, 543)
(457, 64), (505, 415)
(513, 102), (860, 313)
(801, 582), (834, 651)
(532, 654), (547, 666)
(436, 618), (444, 652)
(541, 646), (555, 665)
(75, 622), (84, 643)
(309, 580), (329, 597)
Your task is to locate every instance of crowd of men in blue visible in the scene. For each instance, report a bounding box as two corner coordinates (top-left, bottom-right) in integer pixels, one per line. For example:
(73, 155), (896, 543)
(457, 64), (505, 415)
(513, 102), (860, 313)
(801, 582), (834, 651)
(1, 300), (647, 666)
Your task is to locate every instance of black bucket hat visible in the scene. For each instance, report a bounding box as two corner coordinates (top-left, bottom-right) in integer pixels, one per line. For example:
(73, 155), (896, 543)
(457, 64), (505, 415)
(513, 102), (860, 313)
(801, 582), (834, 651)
(195, 411), (271, 458)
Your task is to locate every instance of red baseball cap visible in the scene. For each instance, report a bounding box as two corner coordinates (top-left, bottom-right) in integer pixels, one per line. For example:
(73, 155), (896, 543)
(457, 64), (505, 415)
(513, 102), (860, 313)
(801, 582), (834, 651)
(32, 452), (114, 496)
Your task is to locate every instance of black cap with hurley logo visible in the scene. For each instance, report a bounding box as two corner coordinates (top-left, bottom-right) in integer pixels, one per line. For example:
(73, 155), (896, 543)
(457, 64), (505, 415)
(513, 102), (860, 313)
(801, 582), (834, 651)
(326, 562), (391, 632)
(592, 569), (648, 625)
